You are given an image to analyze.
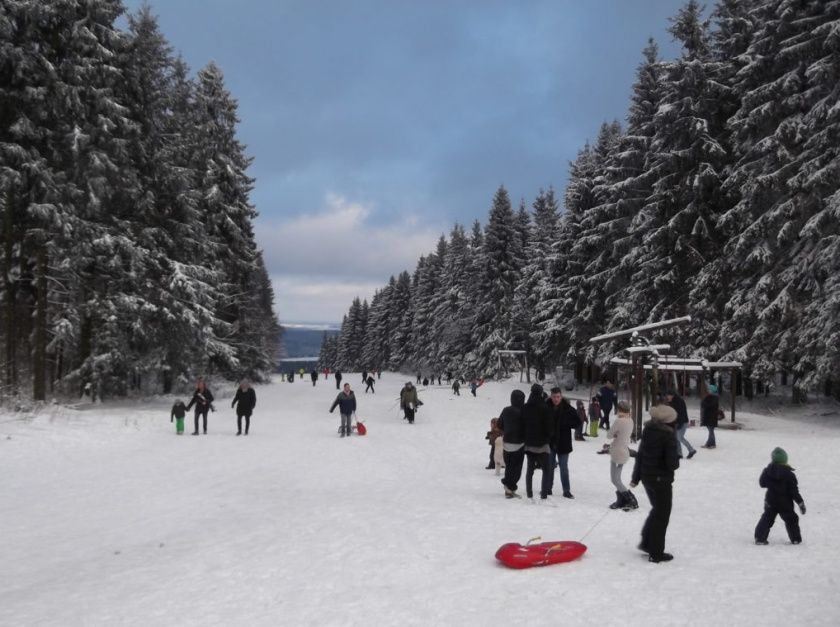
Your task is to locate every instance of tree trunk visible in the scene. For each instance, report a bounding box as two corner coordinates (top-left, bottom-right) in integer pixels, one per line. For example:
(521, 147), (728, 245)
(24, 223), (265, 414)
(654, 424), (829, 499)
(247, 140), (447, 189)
(3, 189), (16, 389)
(32, 247), (47, 401)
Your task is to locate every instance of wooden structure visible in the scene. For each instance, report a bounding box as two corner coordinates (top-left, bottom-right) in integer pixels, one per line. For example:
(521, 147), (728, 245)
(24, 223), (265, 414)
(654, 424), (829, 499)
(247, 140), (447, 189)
(497, 349), (530, 383)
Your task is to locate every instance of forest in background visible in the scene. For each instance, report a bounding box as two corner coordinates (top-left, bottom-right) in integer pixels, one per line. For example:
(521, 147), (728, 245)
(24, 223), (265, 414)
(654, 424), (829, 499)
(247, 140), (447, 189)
(324, 0), (840, 401)
(1, 2), (281, 401)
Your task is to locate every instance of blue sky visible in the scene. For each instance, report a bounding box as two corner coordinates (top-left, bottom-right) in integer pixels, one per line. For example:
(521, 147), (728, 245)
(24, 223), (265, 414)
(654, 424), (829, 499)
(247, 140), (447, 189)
(123, 0), (687, 323)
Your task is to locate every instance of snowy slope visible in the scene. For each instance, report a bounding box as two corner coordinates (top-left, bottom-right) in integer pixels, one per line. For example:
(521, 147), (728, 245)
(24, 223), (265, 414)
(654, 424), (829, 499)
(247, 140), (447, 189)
(1, 374), (838, 627)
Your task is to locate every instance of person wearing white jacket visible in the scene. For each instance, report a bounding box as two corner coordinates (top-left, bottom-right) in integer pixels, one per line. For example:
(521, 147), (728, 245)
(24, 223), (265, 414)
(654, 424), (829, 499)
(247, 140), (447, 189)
(608, 401), (638, 510)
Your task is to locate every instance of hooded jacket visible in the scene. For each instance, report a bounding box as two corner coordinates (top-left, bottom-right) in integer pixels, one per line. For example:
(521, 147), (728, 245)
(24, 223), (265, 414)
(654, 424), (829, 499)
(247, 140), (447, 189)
(523, 390), (553, 448)
(759, 463), (804, 511)
(497, 390), (526, 446)
(631, 420), (680, 484)
(701, 393), (720, 427)
(668, 394), (689, 426)
(231, 387), (256, 416)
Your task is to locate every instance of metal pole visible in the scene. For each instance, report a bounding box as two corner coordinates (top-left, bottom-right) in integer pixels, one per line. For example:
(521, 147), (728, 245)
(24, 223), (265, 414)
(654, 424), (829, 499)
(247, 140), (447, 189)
(731, 367), (736, 422)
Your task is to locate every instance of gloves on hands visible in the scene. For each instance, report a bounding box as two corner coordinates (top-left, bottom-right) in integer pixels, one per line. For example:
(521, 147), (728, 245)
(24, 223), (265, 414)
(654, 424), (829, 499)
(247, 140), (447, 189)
(798, 502), (806, 515)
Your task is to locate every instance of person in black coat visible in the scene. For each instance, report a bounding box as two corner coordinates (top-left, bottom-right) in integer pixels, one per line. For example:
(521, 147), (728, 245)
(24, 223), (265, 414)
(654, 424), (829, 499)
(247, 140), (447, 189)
(522, 384), (555, 502)
(231, 380), (257, 436)
(700, 384), (720, 448)
(310, 370), (319, 386)
(666, 390), (696, 459)
(365, 374), (375, 394)
(334, 371), (342, 390)
(631, 404), (681, 563)
(598, 381), (617, 430)
(497, 389), (526, 498)
(755, 447), (806, 544)
(186, 379), (214, 435)
(329, 383), (357, 437)
(548, 387), (580, 499)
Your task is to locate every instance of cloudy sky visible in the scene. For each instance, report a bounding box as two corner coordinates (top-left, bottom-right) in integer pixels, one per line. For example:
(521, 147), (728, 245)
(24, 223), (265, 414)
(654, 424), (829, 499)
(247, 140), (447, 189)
(123, 0), (687, 323)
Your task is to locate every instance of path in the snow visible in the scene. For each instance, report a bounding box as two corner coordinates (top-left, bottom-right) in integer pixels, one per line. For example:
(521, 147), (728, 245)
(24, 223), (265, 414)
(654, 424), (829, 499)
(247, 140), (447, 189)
(1, 373), (838, 627)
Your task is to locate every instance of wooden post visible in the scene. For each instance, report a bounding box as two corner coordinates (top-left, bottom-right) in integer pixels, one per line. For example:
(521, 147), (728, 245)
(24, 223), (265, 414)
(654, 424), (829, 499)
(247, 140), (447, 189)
(525, 354), (530, 383)
(730, 367), (736, 422)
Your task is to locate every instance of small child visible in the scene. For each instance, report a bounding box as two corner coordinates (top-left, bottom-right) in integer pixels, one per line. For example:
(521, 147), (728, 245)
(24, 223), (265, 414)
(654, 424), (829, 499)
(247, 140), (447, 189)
(575, 399), (588, 441)
(485, 418), (502, 470)
(452, 379), (461, 396)
(470, 380), (478, 397)
(171, 400), (186, 435)
(588, 396), (602, 437)
(755, 447), (806, 545)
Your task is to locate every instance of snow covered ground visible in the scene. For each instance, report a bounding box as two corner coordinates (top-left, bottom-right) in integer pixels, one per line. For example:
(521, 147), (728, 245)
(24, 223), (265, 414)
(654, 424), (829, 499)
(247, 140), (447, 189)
(1, 373), (838, 627)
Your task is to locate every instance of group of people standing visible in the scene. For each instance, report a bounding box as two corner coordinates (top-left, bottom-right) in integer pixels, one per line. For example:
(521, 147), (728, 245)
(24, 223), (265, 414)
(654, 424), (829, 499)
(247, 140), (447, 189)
(497, 384), (581, 503)
(170, 379), (256, 436)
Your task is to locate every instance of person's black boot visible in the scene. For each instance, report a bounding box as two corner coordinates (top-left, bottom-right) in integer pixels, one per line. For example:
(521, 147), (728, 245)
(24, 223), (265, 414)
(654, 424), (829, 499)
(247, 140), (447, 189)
(622, 491), (639, 511)
(648, 553), (674, 563)
(609, 491), (624, 509)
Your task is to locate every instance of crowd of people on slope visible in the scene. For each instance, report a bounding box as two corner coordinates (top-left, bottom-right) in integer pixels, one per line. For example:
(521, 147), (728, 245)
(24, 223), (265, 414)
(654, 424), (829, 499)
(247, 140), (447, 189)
(487, 379), (806, 563)
(170, 378), (256, 436)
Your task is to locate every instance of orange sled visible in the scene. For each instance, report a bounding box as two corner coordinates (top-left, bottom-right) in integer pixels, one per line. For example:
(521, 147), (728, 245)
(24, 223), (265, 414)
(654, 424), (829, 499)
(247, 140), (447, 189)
(495, 537), (587, 569)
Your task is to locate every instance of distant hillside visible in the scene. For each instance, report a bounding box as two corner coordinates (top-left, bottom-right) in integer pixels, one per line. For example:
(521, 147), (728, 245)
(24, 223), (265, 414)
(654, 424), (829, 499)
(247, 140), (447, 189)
(281, 325), (338, 358)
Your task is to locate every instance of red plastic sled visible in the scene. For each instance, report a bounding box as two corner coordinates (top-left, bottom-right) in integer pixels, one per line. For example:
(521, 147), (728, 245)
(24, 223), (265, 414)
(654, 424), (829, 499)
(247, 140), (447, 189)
(356, 421), (367, 435)
(495, 538), (587, 569)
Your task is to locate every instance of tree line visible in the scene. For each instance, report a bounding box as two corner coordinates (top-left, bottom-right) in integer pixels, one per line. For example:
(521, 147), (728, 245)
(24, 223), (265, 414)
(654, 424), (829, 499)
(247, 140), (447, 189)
(325, 0), (840, 400)
(1, 2), (280, 401)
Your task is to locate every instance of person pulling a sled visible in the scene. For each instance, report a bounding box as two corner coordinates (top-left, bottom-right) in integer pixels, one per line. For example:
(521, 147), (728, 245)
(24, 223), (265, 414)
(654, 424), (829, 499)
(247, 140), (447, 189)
(330, 382), (357, 437)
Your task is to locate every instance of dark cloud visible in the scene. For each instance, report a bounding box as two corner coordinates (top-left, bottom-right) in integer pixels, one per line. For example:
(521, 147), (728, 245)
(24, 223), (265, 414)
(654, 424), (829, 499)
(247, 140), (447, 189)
(123, 0), (687, 320)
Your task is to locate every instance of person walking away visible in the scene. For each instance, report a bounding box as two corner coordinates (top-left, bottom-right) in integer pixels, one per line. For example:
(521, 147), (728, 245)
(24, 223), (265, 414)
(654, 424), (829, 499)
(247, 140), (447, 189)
(335, 371), (342, 390)
(170, 400), (187, 435)
(231, 379), (256, 436)
(598, 381), (617, 430)
(186, 379), (214, 435)
(588, 396), (602, 437)
(416, 373), (422, 384)
(701, 384), (720, 448)
(485, 418), (502, 469)
(575, 399), (588, 441)
(310, 370), (318, 387)
(470, 380), (478, 397)
(400, 382), (421, 424)
(630, 404), (680, 563)
(755, 447), (806, 545)
(362, 370), (368, 383)
(548, 387), (580, 499)
(523, 384), (555, 504)
(365, 373), (375, 394)
(330, 383), (357, 437)
(497, 389), (526, 499)
(666, 389), (695, 459)
(452, 379), (461, 396)
(607, 401), (637, 510)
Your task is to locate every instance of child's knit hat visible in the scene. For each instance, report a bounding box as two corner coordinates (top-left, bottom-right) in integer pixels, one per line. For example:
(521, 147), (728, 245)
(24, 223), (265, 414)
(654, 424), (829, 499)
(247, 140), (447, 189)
(771, 447), (788, 465)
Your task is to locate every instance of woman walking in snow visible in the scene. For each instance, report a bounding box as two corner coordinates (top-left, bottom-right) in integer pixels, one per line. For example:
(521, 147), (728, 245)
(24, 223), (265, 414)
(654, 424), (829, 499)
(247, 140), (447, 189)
(231, 379), (256, 436)
(186, 379), (214, 435)
(607, 401), (637, 510)
(701, 384), (720, 448)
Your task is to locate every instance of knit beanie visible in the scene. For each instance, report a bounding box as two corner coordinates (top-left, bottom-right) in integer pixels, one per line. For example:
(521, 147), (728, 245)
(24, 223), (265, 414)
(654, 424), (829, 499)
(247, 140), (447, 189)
(771, 447), (788, 465)
(650, 404), (677, 423)
(707, 384), (718, 394)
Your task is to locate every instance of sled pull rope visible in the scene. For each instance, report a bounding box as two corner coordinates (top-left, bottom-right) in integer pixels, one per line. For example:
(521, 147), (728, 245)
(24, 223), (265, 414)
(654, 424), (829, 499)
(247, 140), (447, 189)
(526, 536), (542, 545)
(579, 509), (611, 543)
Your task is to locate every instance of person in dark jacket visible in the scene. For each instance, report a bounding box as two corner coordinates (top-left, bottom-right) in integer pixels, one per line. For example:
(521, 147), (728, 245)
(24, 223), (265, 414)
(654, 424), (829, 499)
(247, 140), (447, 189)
(548, 387), (580, 499)
(452, 379), (461, 396)
(334, 371), (342, 390)
(364, 373), (375, 394)
(700, 384), (720, 448)
(170, 400), (187, 435)
(755, 447), (806, 545)
(598, 381), (617, 430)
(310, 370), (318, 386)
(666, 390), (696, 459)
(329, 383), (357, 437)
(186, 379), (214, 435)
(231, 380), (257, 436)
(497, 389), (526, 499)
(630, 404), (681, 563)
(522, 384), (555, 502)
(400, 382), (421, 423)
